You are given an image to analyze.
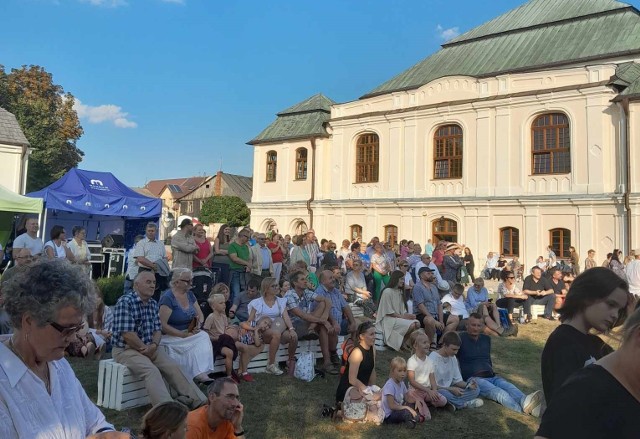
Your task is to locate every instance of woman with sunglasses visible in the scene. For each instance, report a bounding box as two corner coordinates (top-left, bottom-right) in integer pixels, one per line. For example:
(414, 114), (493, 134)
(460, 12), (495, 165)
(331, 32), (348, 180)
(158, 267), (215, 384)
(242, 276), (298, 376)
(540, 267), (632, 406)
(496, 269), (530, 324)
(0, 258), (121, 438)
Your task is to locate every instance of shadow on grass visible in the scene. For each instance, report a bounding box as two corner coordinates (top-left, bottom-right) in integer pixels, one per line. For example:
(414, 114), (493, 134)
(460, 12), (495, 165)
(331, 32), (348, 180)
(70, 319), (557, 438)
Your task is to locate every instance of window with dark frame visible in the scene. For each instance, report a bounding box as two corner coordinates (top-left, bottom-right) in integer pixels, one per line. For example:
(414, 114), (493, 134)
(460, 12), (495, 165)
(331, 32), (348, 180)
(532, 113), (571, 175)
(500, 227), (520, 257)
(434, 124), (463, 179)
(355, 133), (379, 183)
(350, 225), (362, 241)
(384, 225), (398, 246)
(266, 150), (277, 182)
(295, 148), (308, 180)
(549, 228), (571, 259)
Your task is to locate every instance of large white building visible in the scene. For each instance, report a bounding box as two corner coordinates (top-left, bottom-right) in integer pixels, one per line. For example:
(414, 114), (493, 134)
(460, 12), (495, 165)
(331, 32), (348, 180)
(248, 0), (640, 267)
(0, 108), (31, 194)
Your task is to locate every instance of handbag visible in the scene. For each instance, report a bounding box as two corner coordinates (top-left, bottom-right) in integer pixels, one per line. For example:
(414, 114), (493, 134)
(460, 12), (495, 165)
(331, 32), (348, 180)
(294, 342), (316, 382)
(263, 299), (287, 335)
(342, 386), (384, 424)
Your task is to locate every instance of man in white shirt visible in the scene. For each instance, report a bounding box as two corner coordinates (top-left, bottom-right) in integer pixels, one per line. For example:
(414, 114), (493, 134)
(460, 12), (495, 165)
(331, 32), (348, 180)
(625, 250), (640, 297)
(250, 233), (273, 279)
(12, 217), (43, 258)
(442, 284), (469, 321)
(413, 254), (444, 284)
(125, 222), (168, 298)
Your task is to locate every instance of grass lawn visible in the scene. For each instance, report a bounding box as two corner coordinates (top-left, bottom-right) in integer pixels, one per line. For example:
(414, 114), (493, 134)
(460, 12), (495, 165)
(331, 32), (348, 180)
(70, 318), (559, 439)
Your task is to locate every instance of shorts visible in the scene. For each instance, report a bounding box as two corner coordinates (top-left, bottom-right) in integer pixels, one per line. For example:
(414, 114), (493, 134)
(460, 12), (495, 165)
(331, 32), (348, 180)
(293, 319), (312, 338)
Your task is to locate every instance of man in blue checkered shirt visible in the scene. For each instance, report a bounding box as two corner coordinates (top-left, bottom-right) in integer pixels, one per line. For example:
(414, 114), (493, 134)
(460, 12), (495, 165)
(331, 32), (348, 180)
(315, 270), (357, 366)
(112, 271), (205, 408)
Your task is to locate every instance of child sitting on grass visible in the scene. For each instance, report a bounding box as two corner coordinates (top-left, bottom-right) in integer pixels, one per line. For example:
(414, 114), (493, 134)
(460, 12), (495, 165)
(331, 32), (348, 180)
(406, 331), (450, 420)
(382, 357), (419, 428)
(429, 331), (483, 409)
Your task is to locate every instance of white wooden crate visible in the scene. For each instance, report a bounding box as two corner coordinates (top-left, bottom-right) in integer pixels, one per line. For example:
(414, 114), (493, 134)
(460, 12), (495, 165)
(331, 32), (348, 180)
(512, 304), (545, 320)
(98, 336), (345, 411)
(374, 330), (387, 351)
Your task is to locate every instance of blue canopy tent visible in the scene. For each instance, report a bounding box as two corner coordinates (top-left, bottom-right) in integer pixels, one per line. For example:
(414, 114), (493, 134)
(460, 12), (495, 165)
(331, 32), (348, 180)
(27, 168), (161, 248)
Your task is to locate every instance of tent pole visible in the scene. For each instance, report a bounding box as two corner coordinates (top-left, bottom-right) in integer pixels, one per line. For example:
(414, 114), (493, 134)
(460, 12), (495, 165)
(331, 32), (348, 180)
(39, 208), (46, 240)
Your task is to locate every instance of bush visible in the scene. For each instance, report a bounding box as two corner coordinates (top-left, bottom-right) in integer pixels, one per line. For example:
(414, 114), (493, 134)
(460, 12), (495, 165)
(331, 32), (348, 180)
(96, 275), (125, 306)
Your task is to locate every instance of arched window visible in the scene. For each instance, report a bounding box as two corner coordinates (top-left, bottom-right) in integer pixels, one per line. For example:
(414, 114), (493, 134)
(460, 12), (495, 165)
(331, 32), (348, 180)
(432, 217), (457, 244)
(532, 113), (570, 174)
(355, 133), (379, 183)
(266, 150), (277, 182)
(500, 227), (520, 257)
(350, 225), (362, 241)
(293, 219), (308, 235)
(549, 228), (571, 259)
(295, 148), (307, 180)
(434, 124), (463, 179)
(384, 225), (398, 246)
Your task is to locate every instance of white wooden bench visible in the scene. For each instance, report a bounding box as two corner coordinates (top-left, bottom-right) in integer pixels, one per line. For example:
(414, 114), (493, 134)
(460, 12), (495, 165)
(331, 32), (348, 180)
(374, 329), (387, 351)
(512, 304), (546, 320)
(98, 336), (345, 411)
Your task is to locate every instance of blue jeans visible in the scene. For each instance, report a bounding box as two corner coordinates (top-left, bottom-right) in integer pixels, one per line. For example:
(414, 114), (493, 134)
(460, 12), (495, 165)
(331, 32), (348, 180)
(475, 376), (525, 413)
(438, 383), (481, 409)
(229, 270), (247, 306)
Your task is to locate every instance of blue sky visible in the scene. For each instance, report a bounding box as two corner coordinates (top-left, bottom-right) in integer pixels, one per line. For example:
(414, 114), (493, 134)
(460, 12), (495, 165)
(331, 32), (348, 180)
(3, 0), (637, 187)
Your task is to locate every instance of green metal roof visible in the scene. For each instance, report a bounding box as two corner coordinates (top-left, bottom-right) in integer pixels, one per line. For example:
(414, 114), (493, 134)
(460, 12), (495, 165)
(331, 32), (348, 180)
(248, 93), (335, 145)
(278, 93), (335, 115)
(611, 62), (640, 99)
(448, 0), (631, 44)
(364, 0), (640, 98)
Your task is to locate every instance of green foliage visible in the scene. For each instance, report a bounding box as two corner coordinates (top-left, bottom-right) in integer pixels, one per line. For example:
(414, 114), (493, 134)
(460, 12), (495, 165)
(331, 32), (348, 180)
(199, 195), (250, 227)
(0, 65), (84, 192)
(96, 275), (125, 306)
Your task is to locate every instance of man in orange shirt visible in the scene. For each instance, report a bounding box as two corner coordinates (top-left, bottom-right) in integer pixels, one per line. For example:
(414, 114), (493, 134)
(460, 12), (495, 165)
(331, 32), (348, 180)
(187, 378), (245, 439)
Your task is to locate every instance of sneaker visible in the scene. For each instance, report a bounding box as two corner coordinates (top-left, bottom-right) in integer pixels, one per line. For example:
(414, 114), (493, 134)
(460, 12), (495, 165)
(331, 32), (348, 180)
(443, 402), (456, 412)
(330, 353), (341, 366)
(522, 390), (544, 415)
(241, 372), (254, 382)
(531, 398), (546, 418)
(463, 398), (484, 409)
(265, 363), (284, 376)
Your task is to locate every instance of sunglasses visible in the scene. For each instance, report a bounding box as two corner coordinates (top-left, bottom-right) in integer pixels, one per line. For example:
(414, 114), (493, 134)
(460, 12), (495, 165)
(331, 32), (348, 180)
(48, 320), (84, 336)
(400, 264), (409, 268)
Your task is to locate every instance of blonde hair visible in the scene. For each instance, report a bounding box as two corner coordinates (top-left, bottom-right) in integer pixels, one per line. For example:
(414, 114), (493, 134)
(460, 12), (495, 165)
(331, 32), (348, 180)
(409, 329), (428, 352)
(622, 307), (640, 344)
(256, 315), (272, 327)
(210, 283), (230, 300)
(207, 293), (225, 306)
(260, 277), (276, 296)
(390, 356), (407, 371)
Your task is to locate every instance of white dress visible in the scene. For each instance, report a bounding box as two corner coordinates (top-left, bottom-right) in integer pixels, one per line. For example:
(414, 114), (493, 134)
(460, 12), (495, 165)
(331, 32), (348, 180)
(0, 337), (114, 438)
(160, 331), (214, 380)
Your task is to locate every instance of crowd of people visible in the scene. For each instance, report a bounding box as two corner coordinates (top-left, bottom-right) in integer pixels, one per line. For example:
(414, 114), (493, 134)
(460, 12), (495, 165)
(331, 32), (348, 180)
(0, 216), (639, 437)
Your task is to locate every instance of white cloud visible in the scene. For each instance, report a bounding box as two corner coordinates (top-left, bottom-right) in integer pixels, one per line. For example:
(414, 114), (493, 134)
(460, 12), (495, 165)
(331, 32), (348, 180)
(80, 0), (128, 7)
(436, 25), (460, 41)
(73, 98), (138, 129)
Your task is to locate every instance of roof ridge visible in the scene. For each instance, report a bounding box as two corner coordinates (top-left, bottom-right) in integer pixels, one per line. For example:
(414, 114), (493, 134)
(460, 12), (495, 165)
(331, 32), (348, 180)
(444, 5), (636, 48)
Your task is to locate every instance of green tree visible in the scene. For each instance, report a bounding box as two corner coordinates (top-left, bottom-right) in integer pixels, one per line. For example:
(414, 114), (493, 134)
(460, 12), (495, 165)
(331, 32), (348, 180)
(200, 196), (250, 227)
(0, 65), (84, 192)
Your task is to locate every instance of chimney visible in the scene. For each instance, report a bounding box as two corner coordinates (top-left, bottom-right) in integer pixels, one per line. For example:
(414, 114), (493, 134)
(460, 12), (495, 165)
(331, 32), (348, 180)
(214, 170), (223, 196)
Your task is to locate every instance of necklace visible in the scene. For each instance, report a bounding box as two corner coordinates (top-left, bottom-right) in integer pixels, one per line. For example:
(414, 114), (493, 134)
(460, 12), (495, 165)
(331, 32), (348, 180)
(8, 337), (51, 394)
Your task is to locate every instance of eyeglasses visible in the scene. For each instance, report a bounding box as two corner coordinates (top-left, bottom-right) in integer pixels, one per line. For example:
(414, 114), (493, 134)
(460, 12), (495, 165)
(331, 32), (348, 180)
(178, 278), (193, 285)
(48, 320), (84, 336)
(400, 264), (409, 268)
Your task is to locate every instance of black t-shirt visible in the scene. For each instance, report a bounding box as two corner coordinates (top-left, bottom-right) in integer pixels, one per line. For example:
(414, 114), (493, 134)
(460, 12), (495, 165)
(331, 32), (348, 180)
(522, 275), (551, 294)
(548, 278), (566, 295)
(541, 324), (614, 404)
(537, 365), (640, 438)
